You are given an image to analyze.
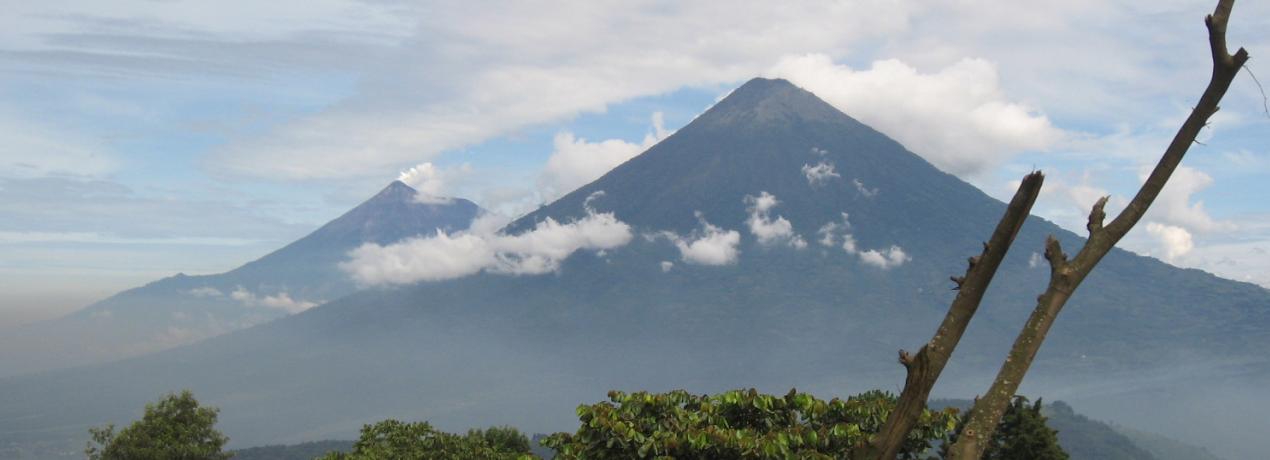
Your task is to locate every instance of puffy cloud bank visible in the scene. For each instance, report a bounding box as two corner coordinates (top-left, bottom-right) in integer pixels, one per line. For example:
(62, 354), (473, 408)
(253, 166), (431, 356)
(538, 112), (669, 201)
(769, 54), (1063, 177)
(342, 193), (633, 285)
(197, 2), (912, 180)
(1146, 222), (1194, 261)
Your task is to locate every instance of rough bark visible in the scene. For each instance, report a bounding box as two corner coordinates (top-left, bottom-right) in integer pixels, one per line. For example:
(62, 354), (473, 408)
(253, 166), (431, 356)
(945, 1), (1249, 458)
(860, 171), (1043, 460)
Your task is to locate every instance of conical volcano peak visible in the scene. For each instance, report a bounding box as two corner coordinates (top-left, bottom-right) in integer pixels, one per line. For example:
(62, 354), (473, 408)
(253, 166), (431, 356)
(696, 77), (851, 129)
(368, 180), (419, 204)
(281, 180), (480, 252)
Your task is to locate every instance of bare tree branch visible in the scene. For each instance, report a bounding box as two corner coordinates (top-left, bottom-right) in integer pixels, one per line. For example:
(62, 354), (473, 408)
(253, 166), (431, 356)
(946, 1), (1249, 458)
(861, 171), (1043, 460)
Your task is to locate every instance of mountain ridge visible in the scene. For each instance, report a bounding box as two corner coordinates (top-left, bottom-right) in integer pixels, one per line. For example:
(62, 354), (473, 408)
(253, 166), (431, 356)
(0, 181), (482, 378)
(1, 77), (1266, 459)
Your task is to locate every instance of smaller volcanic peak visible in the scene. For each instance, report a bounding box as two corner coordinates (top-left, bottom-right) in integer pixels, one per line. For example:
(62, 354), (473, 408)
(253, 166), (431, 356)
(0, 180), (484, 378)
(307, 180), (480, 247)
(228, 179), (480, 280)
(232, 181), (482, 278)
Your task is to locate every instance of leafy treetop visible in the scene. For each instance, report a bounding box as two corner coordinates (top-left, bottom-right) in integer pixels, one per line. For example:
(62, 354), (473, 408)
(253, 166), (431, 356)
(543, 388), (958, 459)
(85, 390), (231, 460)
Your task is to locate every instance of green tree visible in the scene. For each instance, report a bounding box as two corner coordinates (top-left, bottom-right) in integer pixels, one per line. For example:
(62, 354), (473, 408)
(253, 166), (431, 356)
(85, 390), (231, 460)
(469, 426), (533, 455)
(543, 388), (958, 459)
(318, 419), (534, 460)
(943, 396), (1067, 460)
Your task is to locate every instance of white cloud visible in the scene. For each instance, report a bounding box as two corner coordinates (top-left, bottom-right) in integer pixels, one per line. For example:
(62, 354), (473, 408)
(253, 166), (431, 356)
(342, 193), (633, 284)
(818, 223), (839, 247)
(538, 113), (669, 201)
(816, 211), (908, 268)
(1167, 234), (1270, 289)
(768, 54), (1063, 177)
(1010, 167), (1132, 240)
(343, 232), (494, 284)
(659, 212), (742, 266)
(2, 1), (416, 51)
(1147, 166), (1233, 233)
(186, 2), (913, 180)
(852, 178), (879, 197)
(858, 246), (911, 270)
(230, 286), (318, 314)
(398, 162), (472, 204)
(744, 192), (807, 249)
(187, 287), (224, 298)
(801, 162), (840, 187)
(1029, 252), (1043, 269)
(817, 213), (851, 247)
(1146, 222), (1195, 261)
(660, 261), (674, 273)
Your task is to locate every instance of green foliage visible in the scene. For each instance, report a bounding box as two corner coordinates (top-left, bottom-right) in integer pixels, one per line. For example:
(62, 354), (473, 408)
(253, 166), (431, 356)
(470, 425), (533, 455)
(318, 419), (534, 460)
(542, 388), (958, 459)
(84, 390), (230, 460)
(231, 440), (354, 460)
(945, 396), (1068, 460)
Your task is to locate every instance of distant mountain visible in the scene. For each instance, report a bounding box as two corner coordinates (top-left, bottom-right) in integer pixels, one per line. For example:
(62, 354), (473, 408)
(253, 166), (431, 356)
(932, 398), (1226, 460)
(1043, 401), (1160, 460)
(1, 78), (1267, 459)
(0, 181), (481, 378)
(1113, 424), (1227, 460)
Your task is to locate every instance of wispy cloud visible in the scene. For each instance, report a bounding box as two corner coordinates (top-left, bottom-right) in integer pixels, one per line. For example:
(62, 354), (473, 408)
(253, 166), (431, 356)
(852, 178), (878, 198)
(0, 231), (259, 246)
(230, 286), (318, 314)
(0, 111), (117, 179)
(817, 212), (910, 269)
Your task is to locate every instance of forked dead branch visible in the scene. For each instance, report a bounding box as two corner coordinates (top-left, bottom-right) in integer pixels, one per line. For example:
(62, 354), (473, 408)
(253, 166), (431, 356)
(865, 0), (1251, 458)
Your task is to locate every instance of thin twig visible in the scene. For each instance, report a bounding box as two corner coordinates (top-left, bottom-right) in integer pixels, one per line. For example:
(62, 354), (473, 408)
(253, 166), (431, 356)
(1244, 63), (1270, 119)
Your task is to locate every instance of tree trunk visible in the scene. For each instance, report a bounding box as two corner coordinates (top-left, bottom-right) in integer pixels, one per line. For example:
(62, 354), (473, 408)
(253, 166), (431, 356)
(861, 171), (1043, 459)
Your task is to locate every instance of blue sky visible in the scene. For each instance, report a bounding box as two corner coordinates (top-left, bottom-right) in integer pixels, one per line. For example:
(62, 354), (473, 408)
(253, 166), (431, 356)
(1, 0), (1267, 326)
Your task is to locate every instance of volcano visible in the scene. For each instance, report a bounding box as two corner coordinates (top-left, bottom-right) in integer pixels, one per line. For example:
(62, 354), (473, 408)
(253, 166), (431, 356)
(0, 181), (481, 378)
(2, 78), (1267, 458)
